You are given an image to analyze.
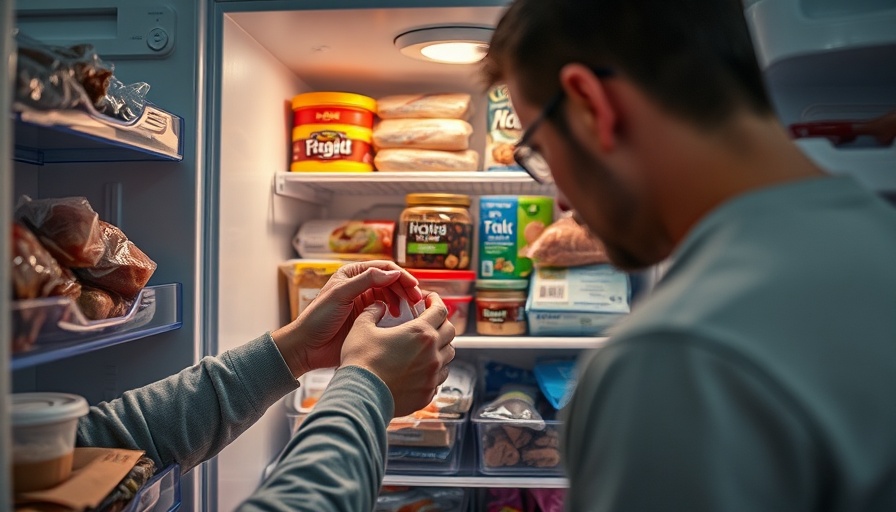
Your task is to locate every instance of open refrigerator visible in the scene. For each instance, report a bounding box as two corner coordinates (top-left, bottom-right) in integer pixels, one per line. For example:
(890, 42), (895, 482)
(2, 0), (894, 510)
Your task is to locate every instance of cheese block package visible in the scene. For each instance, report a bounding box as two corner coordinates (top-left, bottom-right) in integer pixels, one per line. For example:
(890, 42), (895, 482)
(374, 148), (480, 172)
(376, 93), (472, 119)
(372, 118), (473, 151)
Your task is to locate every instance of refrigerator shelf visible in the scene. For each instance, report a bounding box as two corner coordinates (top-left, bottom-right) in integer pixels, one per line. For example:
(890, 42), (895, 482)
(12, 102), (184, 165)
(10, 283), (183, 371)
(453, 336), (609, 350)
(274, 171), (556, 204)
(122, 463), (182, 512)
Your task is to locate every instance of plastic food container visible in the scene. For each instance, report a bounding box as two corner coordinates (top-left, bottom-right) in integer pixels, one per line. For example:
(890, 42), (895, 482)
(284, 368), (336, 435)
(475, 279), (529, 336)
(290, 91), (377, 172)
(473, 416), (564, 476)
(12, 392), (89, 492)
(386, 415), (468, 475)
(278, 260), (344, 321)
(442, 295), (472, 334)
(407, 269), (476, 297)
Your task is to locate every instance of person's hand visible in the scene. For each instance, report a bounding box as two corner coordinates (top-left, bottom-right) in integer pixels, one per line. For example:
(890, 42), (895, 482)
(271, 261), (423, 378)
(340, 292), (456, 418)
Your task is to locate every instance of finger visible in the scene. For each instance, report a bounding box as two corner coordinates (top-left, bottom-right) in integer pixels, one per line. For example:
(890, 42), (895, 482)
(436, 362), (451, 387)
(355, 300), (387, 325)
(436, 315), (457, 348)
(340, 261), (422, 302)
(417, 292), (449, 328)
(327, 266), (405, 305)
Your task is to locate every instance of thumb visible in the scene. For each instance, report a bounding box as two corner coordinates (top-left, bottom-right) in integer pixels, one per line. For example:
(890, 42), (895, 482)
(357, 300), (387, 325)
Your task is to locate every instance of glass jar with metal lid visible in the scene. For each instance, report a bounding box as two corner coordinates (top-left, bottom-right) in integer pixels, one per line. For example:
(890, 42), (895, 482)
(398, 193), (473, 270)
(475, 279), (529, 335)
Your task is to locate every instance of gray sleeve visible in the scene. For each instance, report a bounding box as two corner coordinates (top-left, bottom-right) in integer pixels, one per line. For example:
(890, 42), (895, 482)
(76, 333), (299, 473)
(238, 365), (394, 512)
(563, 332), (821, 512)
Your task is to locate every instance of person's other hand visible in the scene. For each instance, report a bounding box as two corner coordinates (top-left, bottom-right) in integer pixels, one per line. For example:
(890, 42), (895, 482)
(271, 261), (423, 378)
(341, 292), (456, 418)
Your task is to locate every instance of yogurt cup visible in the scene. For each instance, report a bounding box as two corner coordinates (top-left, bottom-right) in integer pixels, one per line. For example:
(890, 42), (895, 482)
(12, 392), (89, 493)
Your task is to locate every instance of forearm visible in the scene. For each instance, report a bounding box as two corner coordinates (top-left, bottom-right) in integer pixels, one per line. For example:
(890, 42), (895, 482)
(76, 333), (298, 473)
(238, 366), (394, 512)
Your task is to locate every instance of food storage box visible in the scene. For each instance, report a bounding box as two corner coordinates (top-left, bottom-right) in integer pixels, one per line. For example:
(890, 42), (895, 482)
(473, 416), (564, 476)
(442, 295), (472, 334)
(406, 269), (476, 297)
(386, 414), (467, 475)
(284, 368), (335, 435)
(378, 485), (470, 511)
(278, 260), (344, 321)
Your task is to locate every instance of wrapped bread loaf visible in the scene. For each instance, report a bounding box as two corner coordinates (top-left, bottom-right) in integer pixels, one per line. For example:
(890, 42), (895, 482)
(373, 118), (473, 151)
(374, 148), (479, 172)
(376, 93), (471, 119)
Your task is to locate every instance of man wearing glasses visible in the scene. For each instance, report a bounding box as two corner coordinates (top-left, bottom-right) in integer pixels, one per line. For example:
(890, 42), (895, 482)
(483, 0), (896, 511)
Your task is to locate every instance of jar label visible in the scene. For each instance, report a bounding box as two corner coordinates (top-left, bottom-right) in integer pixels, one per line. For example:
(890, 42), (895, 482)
(401, 221), (472, 269)
(293, 130), (372, 163)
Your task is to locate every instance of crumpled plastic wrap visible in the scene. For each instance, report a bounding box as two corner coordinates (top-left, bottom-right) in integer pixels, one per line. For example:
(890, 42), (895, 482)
(521, 215), (610, 268)
(11, 222), (82, 300)
(476, 384), (545, 429)
(74, 220), (157, 300)
(15, 30), (150, 122)
(14, 195), (105, 268)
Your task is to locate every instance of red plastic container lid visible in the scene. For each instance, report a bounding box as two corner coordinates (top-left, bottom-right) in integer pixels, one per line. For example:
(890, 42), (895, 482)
(408, 269), (476, 281)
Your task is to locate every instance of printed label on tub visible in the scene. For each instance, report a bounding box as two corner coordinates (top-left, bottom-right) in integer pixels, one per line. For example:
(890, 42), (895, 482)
(528, 265), (631, 313)
(479, 196), (553, 280)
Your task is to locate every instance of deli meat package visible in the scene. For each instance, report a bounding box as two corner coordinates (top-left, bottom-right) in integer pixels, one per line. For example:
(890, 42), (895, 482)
(75, 220), (157, 300)
(376, 93), (472, 120)
(14, 195), (104, 268)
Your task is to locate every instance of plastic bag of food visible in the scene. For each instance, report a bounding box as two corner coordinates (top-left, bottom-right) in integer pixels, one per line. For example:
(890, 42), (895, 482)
(11, 222), (82, 300)
(74, 221), (157, 300)
(14, 31), (113, 112)
(14, 196), (105, 268)
(95, 76), (151, 122)
(373, 148), (479, 172)
(376, 93), (472, 120)
(522, 215), (609, 268)
(373, 118), (473, 151)
(526, 488), (565, 512)
(476, 384), (545, 428)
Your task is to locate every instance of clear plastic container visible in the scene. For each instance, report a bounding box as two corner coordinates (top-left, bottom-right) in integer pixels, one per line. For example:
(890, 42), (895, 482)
(122, 463), (182, 512)
(386, 415), (468, 475)
(407, 268), (476, 296)
(12, 392), (89, 492)
(442, 295), (473, 334)
(472, 416), (564, 476)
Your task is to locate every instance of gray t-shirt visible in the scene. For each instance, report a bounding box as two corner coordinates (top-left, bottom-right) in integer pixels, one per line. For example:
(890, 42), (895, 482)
(563, 176), (896, 511)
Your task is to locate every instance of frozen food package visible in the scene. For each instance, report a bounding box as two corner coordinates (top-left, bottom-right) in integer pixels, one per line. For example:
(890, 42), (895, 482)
(14, 195), (105, 268)
(293, 219), (395, 261)
(522, 215), (610, 268)
(376, 93), (472, 120)
(14, 31), (113, 111)
(73, 221), (157, 300)
(485, 85), (525, 172)
(11, 222), (82, 300)
(374, 148), (480, 172)
(372, 118), (473, 151)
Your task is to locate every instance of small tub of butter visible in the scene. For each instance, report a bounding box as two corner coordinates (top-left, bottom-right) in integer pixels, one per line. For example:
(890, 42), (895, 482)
(12, 392), (89, 493)
(475, 279), (529, 336)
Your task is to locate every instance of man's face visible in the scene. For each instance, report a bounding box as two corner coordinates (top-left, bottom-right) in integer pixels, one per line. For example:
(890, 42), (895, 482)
(507, 78), (672, 271)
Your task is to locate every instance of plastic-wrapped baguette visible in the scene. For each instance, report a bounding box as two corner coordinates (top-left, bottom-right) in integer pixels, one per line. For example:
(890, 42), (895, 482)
(373, 118), (473, 151)
(374, 148), (480, 172)
(376, 93), (472, 119)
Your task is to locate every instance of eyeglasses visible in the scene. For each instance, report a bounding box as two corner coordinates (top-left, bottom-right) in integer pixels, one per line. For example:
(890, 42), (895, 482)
(513, 67), (615, 184)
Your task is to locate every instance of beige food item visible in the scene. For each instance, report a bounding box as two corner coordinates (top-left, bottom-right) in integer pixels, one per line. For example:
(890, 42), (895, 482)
(375, 148), (479, 172)
(376, 93), (472, 119)
(521, 446), (561, 467)
(523, 215), (610, 268)
(373, 118), (473, 151)
(502, 425), (534, 449)
(483, 430), (520, 467)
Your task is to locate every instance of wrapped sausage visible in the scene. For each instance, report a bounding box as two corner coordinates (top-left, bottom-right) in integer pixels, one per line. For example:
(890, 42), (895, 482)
(374, 148), (479, 172)
(74, 221), (157, 300)
(376, 93), (471, 119)
(14, 195), (104, 268)
(373, 118), (473, 151)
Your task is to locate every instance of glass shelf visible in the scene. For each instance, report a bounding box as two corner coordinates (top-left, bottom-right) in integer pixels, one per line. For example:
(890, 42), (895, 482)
(274, 171), (556, 204)
(123, 463), (182, 512)
(10, 283), (183, 370)
(453, 336), (608, 350)
(13, 102), (184, 164)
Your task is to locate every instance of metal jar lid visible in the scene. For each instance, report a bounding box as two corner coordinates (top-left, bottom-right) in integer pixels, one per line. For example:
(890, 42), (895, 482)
(405, 193), (471, 208)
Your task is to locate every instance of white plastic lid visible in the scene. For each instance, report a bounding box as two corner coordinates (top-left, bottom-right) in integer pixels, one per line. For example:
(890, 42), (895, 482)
(12, 393), (89, 427)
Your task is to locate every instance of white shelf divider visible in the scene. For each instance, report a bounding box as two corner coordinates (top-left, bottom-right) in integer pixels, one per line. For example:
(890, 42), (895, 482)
(453, 336), (609, 350)
(381, 473), (569, 489)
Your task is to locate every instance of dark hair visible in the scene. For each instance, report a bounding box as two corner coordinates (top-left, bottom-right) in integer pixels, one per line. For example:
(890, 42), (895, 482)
(482, 0), (775, 128)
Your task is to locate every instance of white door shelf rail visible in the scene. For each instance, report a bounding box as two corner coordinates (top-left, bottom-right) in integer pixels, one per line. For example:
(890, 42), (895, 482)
(274, 171), (556, 204)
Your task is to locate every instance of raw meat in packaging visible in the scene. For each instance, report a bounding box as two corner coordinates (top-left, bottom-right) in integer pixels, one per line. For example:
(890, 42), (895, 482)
(14, 196), (104, 268)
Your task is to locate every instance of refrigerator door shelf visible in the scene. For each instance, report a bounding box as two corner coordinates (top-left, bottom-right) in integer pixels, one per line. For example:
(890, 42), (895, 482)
(274, 171), (556, 205)
(746, 0), (896, 84)
(10, 283), (183, 371)
(13, 101), (184, 165)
